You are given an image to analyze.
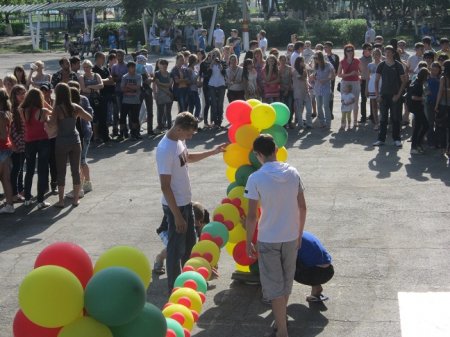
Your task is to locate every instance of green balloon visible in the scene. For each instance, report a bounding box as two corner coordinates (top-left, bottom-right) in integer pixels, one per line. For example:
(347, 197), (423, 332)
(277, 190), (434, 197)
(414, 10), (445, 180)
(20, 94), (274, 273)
(262, 125), (288, 148)
(271, 102), (291, 126)
(235, 165), (256, 186)
(111, 303), (167, 337)
(85, 267), (146, 327)
(166, 318), (184, 337)
(174, 271), (207, 294)
(202, 221), (230, 247)
(249, 151), (262, 170)
(227, 181), (240, 194)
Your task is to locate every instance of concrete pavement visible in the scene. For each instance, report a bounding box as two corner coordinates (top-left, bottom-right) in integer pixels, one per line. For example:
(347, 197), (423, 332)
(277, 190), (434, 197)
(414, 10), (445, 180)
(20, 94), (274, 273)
(0, 50), (449, 337)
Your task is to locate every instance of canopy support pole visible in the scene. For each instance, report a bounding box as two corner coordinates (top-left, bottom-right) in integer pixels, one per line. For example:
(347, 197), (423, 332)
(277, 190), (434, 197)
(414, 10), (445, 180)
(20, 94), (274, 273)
(91, 8), (96, 39)
(208, 5), (217, 46)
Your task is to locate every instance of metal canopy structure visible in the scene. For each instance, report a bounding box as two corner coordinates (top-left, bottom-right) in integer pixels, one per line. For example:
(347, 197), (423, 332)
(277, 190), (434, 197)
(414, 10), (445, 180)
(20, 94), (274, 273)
(0, 0), (226, 49)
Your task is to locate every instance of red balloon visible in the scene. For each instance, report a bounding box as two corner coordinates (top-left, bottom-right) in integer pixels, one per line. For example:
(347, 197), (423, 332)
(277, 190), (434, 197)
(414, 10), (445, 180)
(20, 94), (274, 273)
(13, 310), (61, 337)
(228, 124), (239, 143)
(225, 100), (252, 126)
(233, 241), (257, 266)
(34, 242), (93, 288)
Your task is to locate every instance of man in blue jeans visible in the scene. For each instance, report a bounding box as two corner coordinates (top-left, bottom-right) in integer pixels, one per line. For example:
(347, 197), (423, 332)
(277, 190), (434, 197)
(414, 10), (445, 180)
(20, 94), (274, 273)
(373, 45), (408, 147)
(156, 112), (226, 292)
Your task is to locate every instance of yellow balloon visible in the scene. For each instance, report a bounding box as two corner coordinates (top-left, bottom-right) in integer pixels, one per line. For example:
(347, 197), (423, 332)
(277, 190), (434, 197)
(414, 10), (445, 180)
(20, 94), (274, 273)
(236, 263), (251, 273)
(235, 124), (260, 149)
(225, 166), (237, 183)
(223, 143), (251, 168)
(228, 223), (247, 244)
(247, 99), (261, 107)
(227, 186), (249, 214)
(162, 303), (194, 331)
(191, 240), (220, 267)
(213, 203), (241, 227)
(184, 257), (212, 280)
(251, 104), (276, 130)
(169, 287), (203, 314)
(276, 146), (288, 162)
(225, 242), (236, 256)
(94, 246), (151, 288)
(19, 266), (84, 328)
(58, 317), (113, 337)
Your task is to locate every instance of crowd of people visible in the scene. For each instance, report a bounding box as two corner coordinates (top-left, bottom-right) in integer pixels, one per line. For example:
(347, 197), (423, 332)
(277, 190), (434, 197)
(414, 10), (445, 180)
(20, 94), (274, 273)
(1, 27), (450, 215)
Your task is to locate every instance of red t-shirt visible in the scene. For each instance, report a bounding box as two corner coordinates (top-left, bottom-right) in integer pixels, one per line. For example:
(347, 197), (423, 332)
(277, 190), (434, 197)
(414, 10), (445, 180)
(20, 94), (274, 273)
(341, 58), (360, 82)
(24, 108), (48, 142)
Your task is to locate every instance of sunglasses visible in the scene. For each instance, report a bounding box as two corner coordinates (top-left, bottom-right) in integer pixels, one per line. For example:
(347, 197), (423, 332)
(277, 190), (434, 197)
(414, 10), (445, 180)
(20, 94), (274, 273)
(345, 49), (354, 52)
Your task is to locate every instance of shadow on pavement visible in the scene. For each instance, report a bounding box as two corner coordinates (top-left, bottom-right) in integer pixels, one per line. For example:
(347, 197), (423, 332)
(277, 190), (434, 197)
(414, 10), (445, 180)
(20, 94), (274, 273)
(368, 147), (403, 179)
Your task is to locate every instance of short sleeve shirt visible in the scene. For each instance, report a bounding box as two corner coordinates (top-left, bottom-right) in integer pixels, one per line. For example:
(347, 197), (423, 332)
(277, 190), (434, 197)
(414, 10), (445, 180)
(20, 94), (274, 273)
(156, 135), (191, 206)
(376, 61), (405, 95)
(245, 161), (305, 243)
(121, 73), (142, 104)
(213, 29), (225, 44)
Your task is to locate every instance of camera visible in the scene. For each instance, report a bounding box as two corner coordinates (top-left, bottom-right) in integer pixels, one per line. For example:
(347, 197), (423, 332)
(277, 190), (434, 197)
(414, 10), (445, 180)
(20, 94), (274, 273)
(214, 58), (220, 63)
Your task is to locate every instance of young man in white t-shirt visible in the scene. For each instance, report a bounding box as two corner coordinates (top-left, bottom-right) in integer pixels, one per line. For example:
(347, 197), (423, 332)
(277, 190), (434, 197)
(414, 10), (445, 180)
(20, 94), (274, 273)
(156, 112), (226, 292)
(245, 134), (307, 337)
(257, 30), (268, 55)
(213, 24), (225, 50)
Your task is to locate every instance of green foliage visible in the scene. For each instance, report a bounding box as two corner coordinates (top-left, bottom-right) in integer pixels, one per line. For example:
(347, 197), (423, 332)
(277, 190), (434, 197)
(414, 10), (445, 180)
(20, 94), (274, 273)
(11, 22), (25, 35)
(0, 23), (6, 35)
(94, 22), (124, 42)
(95, 21), (146, 46)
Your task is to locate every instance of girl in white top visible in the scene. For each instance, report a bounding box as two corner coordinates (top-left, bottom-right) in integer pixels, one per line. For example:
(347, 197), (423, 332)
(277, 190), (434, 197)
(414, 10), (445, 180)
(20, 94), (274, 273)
(243, 59), (259, 100)
(292, 57), (312, 128)
(367, 48), (382, 130)
(340, 84), (356, 130)
(28, 61), (51, 89)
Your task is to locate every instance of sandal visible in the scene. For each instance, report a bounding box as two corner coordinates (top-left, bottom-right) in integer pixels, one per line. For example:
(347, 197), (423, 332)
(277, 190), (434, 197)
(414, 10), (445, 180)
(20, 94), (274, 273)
(153, 261), (165, 275)
(54, 202), (65, 209)
(306, 294), (329, 302)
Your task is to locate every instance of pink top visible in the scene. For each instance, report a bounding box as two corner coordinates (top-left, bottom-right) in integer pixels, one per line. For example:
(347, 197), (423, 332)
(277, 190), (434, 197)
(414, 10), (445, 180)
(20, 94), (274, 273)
(262, 68), (280, 98)
(24, 108), (48, 142)
(340, 58), (360, 82)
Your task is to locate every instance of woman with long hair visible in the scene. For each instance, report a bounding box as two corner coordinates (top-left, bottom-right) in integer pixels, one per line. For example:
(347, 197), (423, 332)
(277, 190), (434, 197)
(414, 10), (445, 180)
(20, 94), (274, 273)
(434, 60), (450, 156)
(262, 54), (280, 103)
(207, 48), (227, 129)
(337, 44), (361, 128)
(154, 59), (174, 131)
(13, 66), (27, 87)
(9, 85), (27, 203)
(367, 48), (382, 130)
(19, 88), (52, 209)
(409, 68), (430, 154)
(226, 54), (244, 102)
(242, 58), (259, 100)
(313, 51), (336, 129)
(279, 54), (293, 114)
(253, 48), (265, 98)
(50, 83), (92, 207)
(292, 56), (312, 129)
(0, 89), (14, 214)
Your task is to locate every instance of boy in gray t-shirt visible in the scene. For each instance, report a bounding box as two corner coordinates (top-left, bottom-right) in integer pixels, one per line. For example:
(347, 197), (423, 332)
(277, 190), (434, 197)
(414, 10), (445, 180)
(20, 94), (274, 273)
(120, 61), (143, 140)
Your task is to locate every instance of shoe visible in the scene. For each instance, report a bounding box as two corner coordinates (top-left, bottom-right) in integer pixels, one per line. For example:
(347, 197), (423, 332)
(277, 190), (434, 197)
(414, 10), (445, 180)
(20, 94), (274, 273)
(373, 140), (385, 146)
(66, 190), (84, 199)
(12, 194), (25, 203)
(311, 112), (317, 118)
(394, 140), (402, 147)
(358, 118), (366, 124)
(410, 148), (420, 154)
(0, 204), (15, 214)
(24, 199), (32, 206)
(115, 135), (124, 142)
(37, 202), (50, 210)
(83, 181), (93, 193)
(306, 294), (329, 302)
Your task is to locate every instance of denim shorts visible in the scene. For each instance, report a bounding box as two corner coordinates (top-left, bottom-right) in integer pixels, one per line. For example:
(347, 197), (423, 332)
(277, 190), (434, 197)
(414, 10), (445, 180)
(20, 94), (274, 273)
(0, 149), (12, 164)
(81, 131), (92, 165)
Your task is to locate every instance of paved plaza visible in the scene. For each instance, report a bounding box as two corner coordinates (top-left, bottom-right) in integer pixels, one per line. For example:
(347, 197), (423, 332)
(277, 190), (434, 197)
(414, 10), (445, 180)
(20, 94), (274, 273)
(0, 51), (449, 337)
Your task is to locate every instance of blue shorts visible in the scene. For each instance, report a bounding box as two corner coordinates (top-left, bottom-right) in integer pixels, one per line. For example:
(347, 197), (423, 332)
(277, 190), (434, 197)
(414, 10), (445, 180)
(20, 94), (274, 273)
(81, 131), (92, 165)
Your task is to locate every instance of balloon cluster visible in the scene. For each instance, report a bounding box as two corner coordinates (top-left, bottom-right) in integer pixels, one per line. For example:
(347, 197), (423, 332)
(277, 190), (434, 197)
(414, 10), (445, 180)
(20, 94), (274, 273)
(13, 242), (167, 337)
(221, 99), (290, 272)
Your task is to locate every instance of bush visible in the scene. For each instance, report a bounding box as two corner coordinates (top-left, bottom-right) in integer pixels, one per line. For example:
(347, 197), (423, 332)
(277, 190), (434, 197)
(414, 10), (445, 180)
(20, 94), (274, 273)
(95, 21), (145, 50)
(94, 22), (124, 42)
(0, 23), (6, 36)
(12, 22), (25, 35)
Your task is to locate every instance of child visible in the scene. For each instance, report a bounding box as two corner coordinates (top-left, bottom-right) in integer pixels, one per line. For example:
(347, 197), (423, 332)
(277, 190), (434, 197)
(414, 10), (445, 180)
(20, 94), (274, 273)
(292, 57), (312, 129)
(0, 89), (14, 214)
(187, 54), (202, 121)
(340, 84), (355, 131)
(154, 202), (210, 275)
(367, 48), (382, 130)
(294, 231), (334, 303)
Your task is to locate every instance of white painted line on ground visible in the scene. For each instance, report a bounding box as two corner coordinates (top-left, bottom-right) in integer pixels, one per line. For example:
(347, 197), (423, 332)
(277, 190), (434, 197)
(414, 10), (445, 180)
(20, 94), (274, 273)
(398, 292), (450, 337)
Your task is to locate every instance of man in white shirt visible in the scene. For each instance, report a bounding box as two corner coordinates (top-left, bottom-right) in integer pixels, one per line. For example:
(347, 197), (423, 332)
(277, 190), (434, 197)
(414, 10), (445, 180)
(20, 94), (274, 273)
(365, 24), (376, 44)
(245, 135), (307, 337)
(156, 112), (226, 292)
(213, 24), (225, 50)
(258, 30), (268, 55)
(290, 41), (304, 68)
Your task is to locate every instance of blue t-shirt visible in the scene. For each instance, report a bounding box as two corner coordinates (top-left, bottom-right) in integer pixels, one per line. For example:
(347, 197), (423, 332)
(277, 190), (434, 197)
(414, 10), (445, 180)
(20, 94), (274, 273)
(427, 77), (440, 105)
(298, 231), (332, 267)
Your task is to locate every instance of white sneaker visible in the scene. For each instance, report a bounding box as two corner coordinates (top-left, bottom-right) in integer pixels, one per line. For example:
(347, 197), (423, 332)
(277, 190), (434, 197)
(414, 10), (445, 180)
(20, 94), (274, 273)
(0, 204), (15, 214)
(66, 190), (84, 199)
(394, 140), (402, 147)
(373, 140), (384, 146)
(24, 200), (32, 206)
(83, 181), (93, 193)
(37, 202), (50, 210)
